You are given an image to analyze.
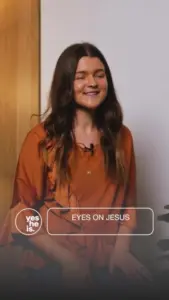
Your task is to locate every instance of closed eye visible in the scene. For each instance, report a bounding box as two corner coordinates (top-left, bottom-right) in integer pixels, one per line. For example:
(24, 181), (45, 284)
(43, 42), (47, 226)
(95, 73), (105, 78)
(75, 76), (85, 80)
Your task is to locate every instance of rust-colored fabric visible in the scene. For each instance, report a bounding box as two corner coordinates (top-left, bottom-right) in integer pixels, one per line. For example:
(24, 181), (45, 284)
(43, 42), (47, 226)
(0, 123), (136, 269)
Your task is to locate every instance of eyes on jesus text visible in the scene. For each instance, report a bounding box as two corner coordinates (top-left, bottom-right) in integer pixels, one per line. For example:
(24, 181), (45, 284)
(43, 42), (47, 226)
(71, 213), (130, 222)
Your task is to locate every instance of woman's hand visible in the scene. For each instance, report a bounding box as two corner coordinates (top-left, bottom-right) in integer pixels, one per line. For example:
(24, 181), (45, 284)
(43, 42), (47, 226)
(109, 249), (152, 282)
(29, 234), (90, 286)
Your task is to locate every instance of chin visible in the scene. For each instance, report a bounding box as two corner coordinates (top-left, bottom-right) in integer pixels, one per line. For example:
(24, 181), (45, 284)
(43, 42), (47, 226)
(76, 100), (103, 110)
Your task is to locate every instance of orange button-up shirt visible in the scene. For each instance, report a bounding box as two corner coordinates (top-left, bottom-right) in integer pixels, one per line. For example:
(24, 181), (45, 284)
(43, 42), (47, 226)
(0, 123), (136, 270)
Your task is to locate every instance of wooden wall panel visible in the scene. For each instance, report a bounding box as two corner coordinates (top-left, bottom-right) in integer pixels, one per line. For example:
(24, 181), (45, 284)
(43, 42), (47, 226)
(0, 0), (40, 224)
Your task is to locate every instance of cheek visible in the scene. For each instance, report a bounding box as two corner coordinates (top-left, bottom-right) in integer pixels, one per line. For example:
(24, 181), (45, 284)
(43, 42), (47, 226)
(74, 81), (85, 93)
(98, 78), (108, 91)
(73, 82), (85, 100)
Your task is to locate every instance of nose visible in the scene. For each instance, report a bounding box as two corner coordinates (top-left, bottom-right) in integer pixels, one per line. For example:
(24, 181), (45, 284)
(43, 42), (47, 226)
(87, 75), (97, 87)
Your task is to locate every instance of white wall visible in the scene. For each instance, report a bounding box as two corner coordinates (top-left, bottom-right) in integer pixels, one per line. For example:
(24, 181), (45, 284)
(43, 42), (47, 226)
(41, 0), (169, 269)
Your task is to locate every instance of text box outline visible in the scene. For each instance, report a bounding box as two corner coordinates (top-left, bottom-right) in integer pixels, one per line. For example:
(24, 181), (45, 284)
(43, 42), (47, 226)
(46, 207), (154, 236)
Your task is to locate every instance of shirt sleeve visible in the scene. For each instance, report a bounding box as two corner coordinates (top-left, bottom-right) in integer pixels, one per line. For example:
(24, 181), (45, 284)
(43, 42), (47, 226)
(0, 129), (46, 245)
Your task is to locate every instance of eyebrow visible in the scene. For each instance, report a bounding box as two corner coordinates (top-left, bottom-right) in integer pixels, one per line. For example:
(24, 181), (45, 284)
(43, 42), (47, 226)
(75, 68), (105, 74)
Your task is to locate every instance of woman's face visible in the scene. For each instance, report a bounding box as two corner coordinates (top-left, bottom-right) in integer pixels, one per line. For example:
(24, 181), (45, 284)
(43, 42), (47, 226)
(73, 56), (108, 109)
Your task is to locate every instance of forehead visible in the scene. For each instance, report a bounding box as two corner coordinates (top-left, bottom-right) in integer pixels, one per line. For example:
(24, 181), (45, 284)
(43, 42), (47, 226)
(76, 56), (105, 72)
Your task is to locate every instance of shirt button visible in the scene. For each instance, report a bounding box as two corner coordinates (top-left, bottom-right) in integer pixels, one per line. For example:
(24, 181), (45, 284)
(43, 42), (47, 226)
(87, 170), (91, 175)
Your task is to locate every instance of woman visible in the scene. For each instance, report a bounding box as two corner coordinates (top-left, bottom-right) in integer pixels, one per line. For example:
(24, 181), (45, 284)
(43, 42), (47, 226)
(0, 42), (150, 292)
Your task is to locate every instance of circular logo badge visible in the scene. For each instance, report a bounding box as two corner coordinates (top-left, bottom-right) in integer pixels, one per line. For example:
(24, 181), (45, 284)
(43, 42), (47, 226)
(15, 208), (42, 236)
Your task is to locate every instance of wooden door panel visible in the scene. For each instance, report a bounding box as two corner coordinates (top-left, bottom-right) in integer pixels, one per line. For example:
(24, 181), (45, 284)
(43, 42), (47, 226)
(0, 0), (40, 225)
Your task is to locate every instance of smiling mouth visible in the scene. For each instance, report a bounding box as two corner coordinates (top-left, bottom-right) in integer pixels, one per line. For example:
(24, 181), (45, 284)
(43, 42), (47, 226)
(83, 91), (100, 96)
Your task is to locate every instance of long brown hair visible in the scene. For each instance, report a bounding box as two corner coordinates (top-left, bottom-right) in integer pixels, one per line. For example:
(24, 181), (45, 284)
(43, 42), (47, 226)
(41, 42), (126, 186)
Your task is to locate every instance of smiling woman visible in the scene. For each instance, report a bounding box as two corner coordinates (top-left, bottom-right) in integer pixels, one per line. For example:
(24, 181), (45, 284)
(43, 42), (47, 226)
(0, 42), (151, 294)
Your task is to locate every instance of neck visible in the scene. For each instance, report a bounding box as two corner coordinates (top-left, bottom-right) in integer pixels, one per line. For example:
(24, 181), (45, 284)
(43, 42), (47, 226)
(74, 109), (96, 133)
